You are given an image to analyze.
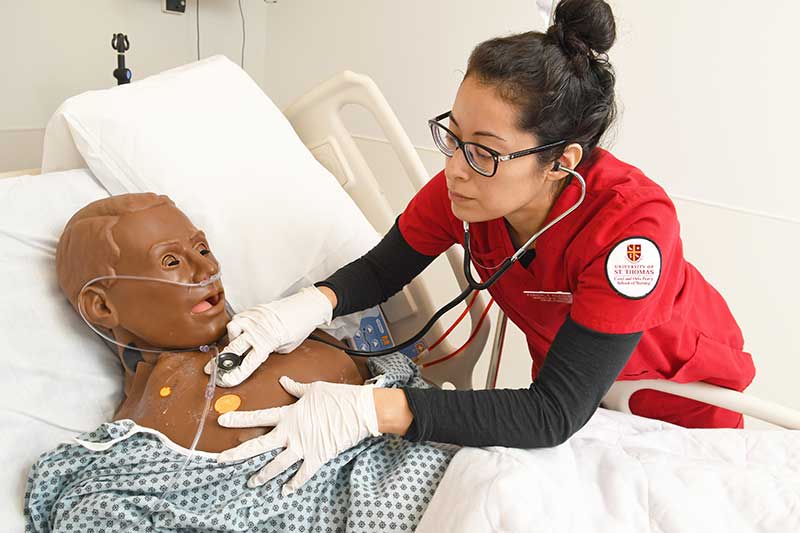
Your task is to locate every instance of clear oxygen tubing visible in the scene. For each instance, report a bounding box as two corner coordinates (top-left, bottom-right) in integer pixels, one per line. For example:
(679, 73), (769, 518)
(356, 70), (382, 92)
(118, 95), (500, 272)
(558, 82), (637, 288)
(76, 271), (222, 354)
(308, 164), (586, 358)
(122, 345), (219, 532)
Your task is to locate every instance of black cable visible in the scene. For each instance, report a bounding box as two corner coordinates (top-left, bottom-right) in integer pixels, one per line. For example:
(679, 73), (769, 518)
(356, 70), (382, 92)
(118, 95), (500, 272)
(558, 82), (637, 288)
(196, 0), (200, 61)
(238, 0), (246, 68)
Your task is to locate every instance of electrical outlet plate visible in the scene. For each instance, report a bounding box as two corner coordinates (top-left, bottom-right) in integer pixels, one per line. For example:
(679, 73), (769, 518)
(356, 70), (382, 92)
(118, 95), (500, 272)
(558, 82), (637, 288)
(162, 0), (186, 15)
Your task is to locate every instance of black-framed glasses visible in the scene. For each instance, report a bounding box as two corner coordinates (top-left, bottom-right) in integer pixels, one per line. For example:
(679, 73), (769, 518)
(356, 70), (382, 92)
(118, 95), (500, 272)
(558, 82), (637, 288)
(428, 111), (567, 177)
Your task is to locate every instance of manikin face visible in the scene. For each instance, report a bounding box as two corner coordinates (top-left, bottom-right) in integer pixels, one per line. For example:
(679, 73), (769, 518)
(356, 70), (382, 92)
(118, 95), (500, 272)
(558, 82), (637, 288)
(443, 76), (557, 223)
(101, 204), (228, 349)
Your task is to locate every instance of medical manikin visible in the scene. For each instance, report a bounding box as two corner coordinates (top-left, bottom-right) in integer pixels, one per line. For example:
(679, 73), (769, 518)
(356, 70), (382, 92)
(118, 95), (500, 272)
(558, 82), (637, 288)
(56, 193), (365, 453)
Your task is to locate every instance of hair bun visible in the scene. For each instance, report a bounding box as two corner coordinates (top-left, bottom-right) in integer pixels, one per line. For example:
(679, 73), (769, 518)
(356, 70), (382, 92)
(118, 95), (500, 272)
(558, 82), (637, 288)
(547, 0), (616, 58)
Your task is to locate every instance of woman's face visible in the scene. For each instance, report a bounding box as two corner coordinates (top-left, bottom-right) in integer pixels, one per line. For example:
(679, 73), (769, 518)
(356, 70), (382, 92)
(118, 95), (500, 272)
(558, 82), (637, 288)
(443, 76), (555, 223)
(104, 204), (228, 349)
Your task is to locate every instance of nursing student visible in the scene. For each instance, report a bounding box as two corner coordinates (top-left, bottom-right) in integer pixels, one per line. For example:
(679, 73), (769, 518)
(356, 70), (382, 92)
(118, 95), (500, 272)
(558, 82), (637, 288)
(211, 0), (755, 494)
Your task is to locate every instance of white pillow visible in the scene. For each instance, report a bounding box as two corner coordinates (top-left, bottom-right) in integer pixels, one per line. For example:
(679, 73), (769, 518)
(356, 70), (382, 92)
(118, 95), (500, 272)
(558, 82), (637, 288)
(41, 55), (380, 312)
(0, 169), (120, 530)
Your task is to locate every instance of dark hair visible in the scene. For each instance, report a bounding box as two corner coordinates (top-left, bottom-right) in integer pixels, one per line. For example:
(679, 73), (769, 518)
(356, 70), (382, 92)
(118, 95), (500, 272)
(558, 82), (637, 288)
(464, 0), (617, 166)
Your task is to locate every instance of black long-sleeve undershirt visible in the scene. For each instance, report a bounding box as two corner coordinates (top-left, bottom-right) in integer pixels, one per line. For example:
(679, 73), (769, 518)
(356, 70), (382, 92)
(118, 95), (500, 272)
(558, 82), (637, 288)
(402, 317), (641, 447)
(316, 219), (642, 447)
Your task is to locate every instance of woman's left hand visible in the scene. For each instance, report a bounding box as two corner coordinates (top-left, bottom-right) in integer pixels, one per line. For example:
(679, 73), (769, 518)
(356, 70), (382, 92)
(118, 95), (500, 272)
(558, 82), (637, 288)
(217, 376), (382, 495)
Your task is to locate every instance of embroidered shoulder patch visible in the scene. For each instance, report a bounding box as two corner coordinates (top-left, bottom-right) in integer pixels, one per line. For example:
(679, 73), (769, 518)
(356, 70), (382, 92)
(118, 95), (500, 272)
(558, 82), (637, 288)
(604, 237), (662, 299)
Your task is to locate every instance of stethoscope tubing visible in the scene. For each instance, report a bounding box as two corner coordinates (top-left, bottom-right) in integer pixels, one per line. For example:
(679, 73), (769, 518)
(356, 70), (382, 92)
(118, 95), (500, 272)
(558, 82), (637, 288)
(221, 165), (587, 365)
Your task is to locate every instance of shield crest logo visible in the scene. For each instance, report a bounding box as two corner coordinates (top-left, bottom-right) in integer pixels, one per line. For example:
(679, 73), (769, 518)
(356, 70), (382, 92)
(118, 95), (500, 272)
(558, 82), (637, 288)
(627, 243), (641, 262)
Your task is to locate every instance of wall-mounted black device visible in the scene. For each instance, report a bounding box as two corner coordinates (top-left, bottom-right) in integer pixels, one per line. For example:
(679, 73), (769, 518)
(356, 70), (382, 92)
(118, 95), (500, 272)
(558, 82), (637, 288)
(163, 0), (187, 14)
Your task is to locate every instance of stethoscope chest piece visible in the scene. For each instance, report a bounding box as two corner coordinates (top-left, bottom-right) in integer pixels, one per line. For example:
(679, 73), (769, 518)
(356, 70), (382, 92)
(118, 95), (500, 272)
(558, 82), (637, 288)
(217, 352), (245, 372)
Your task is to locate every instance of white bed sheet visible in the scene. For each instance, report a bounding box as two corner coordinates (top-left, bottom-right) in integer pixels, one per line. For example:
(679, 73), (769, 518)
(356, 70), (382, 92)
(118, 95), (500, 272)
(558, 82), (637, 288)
(417, 408), (800, 533)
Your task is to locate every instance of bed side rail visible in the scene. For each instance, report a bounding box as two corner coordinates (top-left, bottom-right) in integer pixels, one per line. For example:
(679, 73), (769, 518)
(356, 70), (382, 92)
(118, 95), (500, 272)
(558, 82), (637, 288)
(283, 71), (490, 389)
(602, 379), (800, 429)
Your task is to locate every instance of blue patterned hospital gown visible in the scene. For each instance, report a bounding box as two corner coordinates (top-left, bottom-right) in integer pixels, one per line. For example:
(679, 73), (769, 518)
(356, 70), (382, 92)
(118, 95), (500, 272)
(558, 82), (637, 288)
(24, 354), (458, 532)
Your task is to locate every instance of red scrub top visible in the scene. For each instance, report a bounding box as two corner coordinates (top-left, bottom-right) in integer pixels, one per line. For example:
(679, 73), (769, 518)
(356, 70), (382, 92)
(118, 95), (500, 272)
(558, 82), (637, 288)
(398, 148), (755, 429)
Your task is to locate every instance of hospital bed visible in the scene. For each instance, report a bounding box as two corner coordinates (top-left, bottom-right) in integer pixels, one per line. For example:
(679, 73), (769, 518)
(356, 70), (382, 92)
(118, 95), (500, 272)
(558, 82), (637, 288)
(2, 56), (799, 531)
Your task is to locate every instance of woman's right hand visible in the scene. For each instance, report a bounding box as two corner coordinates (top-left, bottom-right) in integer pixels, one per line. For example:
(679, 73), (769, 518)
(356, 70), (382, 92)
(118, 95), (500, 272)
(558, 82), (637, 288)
(204, 286), (334, 387)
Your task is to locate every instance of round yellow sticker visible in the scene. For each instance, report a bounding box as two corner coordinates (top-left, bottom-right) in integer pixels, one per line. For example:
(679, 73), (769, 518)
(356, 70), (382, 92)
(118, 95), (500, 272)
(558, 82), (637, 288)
(214, 394), (242, 414)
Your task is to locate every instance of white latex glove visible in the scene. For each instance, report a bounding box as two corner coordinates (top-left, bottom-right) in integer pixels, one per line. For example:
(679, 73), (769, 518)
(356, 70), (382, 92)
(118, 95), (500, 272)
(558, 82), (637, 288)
(205, 286), (333, 387)
(217, 376), (382, 495)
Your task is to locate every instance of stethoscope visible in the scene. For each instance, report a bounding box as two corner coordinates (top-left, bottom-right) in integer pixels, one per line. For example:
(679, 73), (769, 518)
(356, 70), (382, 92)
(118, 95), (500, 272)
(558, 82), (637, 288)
(217, 163), (586, 369)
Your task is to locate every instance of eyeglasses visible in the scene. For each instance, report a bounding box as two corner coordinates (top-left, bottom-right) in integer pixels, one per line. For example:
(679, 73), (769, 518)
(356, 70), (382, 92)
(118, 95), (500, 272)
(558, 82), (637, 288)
(428, 111), (567, 177)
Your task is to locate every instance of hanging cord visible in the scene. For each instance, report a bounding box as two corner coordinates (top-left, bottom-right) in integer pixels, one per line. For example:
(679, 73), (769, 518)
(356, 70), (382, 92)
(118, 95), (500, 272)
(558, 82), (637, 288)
(196, 0), (201, 60)
(238, 0), (246, 68)
(197, 0), (245, 68)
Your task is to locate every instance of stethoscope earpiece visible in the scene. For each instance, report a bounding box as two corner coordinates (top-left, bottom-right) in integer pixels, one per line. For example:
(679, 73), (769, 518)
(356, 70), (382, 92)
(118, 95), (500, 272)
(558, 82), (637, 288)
(552, 160), (562, 172)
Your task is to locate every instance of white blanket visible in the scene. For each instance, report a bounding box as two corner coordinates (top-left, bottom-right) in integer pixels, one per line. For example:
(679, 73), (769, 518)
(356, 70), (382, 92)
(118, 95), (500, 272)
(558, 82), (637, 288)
(416, 409), (800, 533)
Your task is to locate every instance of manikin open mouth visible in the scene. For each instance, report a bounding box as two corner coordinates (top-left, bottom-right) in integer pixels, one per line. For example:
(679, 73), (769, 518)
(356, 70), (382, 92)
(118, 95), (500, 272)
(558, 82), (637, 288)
(191, 290), (224, 314)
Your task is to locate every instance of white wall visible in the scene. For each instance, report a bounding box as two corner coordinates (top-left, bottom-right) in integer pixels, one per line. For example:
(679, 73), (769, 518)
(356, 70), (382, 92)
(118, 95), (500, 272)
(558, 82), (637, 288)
(2, 0), (796, 419)
(609, 1), (800, 420)
(0, 0), (271, 171)
(264, 0), (800, 417)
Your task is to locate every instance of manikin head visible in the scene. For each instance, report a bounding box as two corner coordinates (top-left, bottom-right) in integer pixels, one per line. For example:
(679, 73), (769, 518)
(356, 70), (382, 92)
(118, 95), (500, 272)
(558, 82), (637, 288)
(56, 193), (228, 361)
